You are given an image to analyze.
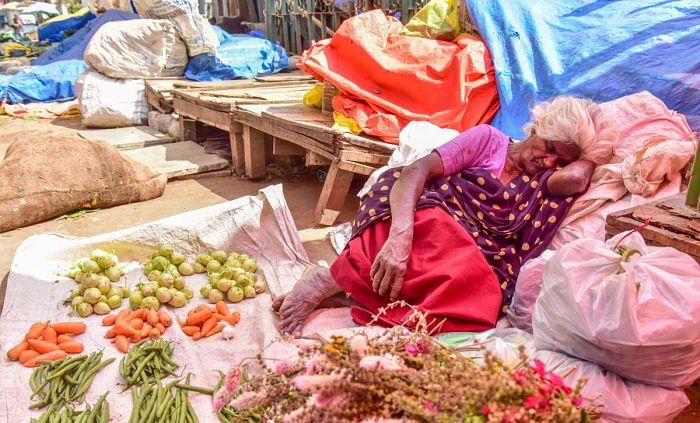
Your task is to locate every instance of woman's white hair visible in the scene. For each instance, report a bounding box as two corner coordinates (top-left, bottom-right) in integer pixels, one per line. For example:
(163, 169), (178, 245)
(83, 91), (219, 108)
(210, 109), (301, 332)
(523, 96), (618, 164)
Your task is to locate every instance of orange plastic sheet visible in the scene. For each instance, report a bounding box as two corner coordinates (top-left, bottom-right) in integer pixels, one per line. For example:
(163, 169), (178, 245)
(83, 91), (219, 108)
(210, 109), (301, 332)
(299, 10), (499, 144)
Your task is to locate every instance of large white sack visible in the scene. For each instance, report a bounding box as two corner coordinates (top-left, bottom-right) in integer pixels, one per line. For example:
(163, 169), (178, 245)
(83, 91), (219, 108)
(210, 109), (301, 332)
(76, 71), (149, 128)
(84, 19), (188, 79)
(506, 250), (554, 333)
(133, 0), (218, 57)
(533, 231), (700, 388)
(449, 328), (690, 423)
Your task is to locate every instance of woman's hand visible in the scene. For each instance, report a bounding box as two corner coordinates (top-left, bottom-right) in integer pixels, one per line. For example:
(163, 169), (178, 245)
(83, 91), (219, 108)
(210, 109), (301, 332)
(371, 228), (413, 300)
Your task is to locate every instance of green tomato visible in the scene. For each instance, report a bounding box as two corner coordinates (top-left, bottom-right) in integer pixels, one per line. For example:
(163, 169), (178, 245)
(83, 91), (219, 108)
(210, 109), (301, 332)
(196, 254), (212, 265)
(244, 286), (256, 299)
(142, 260), (154, 274)
(81, 273), (100, 289)
(140, 283), (157, 298)
(206, 260), (222, 274)
(75, 302), (93, 317)
(208, 289), (224, 303)
(156, 244), (173, 258)
(141, 296), (160, 310)
(80, 258), (101, 274)
(182, 286), (194, 300)
(106, 286), (122, 298)
(178, 262), (195, 276)
(107, 295), (122, 309)
(97, 278), (112, 295)
(166, 264), (180, 277)
(105, 265), (124, 282)
(129, 291), (144, 309)
(74, 270), (85, 283)
(211, 250), (228, 263)
(160, 272), (174, 288)
(173, 276), (185, 290)
(236, 273), (250, 286)
(193, 262), (207, 274)
(169, 252), (186, 266)
(152, 256), (170, 271)
(69, 287), (82, 299)
(217, 279), (232, 293)
(227, 286), (244, 303)
(147, 270), (162, 282)
(155, 287), (173, 304)
(219, 267), (234, 280)
(68, 267), (79, 280)
(200, 284), (213, 298)
(242, 259), (258, 273)
(71, 295), (85, 308)
(121, 285), (131, 298)
(254, 279), (267, 294)
(209, 273), (221, 289)
(168, 292), (187, 308)
(93, 302), (111, 315)
(95, 253), (117, 271)
(83, 287), (102, 304)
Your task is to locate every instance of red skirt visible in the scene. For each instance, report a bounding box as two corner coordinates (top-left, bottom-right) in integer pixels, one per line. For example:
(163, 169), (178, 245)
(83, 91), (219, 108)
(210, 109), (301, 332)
(331, 207), (501, 333)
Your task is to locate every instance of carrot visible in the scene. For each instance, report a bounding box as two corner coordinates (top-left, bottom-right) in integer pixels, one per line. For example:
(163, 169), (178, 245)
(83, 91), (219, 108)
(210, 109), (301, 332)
(24, 350), (67, 368)
(113, 320), (139, 337)
(192, 331), (202, 341)
(130, 318), (144, 331)
(200, 317), (217, 336)
(181, 326), (199, 336)
(216, 301), (230, 316)
(25, 322), (49, 340)
(27, 339), (60, 354)
(102, 314), (117, 326)
(134, 309), (148, 320)
(115, 309), (131, 323)
(58, 342), (83, 354)
(186, 308), (213, 326)
(155, 323), (166, 335)
(158, 309), (172, 327)
(41, 327), (58, 344)
(177, 316), (186, 327)
(51, 322), (86, 335)
(115, 335), (129, 353)
(104, 329), (116, 339)
(140, 324), (152, 338)
(6, 340), (29, 361)
(205, 323), (225, 337)
(146, 309), (159, 325)
(212, 313), (226, 321)
(130, 334), (142, 343)
(19, 349), (40, 364)
(224, 311), (241, 326)
(56, 334), (73, 344)
(149, 328), (160, 338)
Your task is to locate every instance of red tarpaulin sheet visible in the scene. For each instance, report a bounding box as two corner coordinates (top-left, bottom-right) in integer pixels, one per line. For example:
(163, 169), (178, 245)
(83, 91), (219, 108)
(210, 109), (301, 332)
(299, 10), (500, 144)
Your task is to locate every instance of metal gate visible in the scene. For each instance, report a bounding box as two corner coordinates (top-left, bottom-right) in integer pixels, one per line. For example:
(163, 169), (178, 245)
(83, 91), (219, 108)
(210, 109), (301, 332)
(264, 0), (472, 55)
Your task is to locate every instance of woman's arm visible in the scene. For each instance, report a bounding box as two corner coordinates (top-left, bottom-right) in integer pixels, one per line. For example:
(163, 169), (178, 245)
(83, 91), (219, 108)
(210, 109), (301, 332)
(371, 152), (444, 300)
(546, 160), (596, 196)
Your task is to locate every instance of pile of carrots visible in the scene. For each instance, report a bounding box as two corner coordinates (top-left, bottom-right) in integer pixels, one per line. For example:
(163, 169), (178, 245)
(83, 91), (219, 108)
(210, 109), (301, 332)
(6, 321), (86, 367)
(103, 308), (172, 353)
(179, 301), (240, 340)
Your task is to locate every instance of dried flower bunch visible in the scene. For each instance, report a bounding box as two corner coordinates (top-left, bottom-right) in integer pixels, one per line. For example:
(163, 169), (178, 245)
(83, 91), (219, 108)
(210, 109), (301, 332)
(215, 305), (591, 422)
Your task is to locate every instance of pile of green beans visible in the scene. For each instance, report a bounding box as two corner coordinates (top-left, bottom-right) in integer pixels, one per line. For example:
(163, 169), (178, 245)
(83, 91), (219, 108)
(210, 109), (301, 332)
(120, 339), (178, 387)
(29, 352), (115, 410)
(128, 378), (201, 423)
(30, 392), (110, 423)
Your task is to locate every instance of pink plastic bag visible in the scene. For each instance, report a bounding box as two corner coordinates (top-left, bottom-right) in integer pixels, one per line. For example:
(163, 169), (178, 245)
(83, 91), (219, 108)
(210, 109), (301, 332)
(533, 231), (700, 388)
(506, 250), (553, 333)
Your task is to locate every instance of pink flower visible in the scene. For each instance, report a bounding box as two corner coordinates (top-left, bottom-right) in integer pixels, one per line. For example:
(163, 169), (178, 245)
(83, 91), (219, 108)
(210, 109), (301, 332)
(359, 354), (404, 371)
(423, 400), (438, 413)
(304, 352), (328, 374)
(274, 357), (300, 374)
(523, 395), (541, 409)
(404, 338), (432, 357)
(481, 405), (491, 415)
(404, 344), (420, 357)
(532, 359), (547, 378)
(310, 393), (346, 408)
(293, 374), (342, 392)
(350, 335), (369, 356)
(572, 395), (583, 407)
(230, 390), (268, 409)
(212, 367), (242, 411)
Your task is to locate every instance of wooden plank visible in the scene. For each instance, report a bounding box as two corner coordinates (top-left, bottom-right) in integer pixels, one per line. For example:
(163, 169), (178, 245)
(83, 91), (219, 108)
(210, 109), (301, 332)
(339, 149), (390, 165)
(123, 141), (229, 179)
(242, 125), (267, 179)
(314, 161), (354, 226)
(273, 138), (306, 155)
(173, 98), (230, 131)
(340, 133), (397, 154)
(171, 71), (312, 89)
(78, 126), (173, 150)
(180, 117), (198, 142)
(229, 117), (245, 175)
(306, 151), (331, 166)
(338, 160), (379, 176)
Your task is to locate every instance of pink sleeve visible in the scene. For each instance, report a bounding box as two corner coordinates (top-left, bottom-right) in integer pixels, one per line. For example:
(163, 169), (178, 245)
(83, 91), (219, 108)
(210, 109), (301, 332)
(434, 125), (510, 177)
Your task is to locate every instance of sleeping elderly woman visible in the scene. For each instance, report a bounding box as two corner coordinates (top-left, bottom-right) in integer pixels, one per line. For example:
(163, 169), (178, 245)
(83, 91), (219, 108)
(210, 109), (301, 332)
(274, 96), (618, 336)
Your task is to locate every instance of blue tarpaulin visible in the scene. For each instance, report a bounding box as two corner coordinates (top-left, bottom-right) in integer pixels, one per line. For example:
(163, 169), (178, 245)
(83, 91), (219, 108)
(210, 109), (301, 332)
(38, 8), (95, 42)
(0, 60), (88, 104)
(34, 10), (138, 66)
(466, 0), (700, 137)
(185, 27), (289, 81)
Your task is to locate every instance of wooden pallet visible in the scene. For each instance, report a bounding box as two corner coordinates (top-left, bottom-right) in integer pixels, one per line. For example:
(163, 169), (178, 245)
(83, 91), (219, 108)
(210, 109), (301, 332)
(606, 193), (700, 263)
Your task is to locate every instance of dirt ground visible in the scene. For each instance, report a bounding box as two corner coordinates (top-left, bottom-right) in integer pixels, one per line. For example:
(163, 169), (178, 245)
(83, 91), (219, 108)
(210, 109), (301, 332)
(0, 116), (698, 421)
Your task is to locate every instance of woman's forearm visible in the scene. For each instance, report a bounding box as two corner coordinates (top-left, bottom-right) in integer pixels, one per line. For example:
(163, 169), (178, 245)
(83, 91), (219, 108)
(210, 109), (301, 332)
(547, 160), (595, 196)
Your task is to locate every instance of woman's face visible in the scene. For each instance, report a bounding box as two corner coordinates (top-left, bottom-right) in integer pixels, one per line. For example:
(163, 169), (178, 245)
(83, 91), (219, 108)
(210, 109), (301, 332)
(516, 133), (581, 174)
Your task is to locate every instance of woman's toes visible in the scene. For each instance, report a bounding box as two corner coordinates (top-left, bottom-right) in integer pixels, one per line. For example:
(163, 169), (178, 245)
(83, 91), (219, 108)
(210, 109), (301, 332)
(271, 294), (286, 311)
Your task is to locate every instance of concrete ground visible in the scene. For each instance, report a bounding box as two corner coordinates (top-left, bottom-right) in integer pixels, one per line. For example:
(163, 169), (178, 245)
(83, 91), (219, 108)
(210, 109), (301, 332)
(0, 116), (697, 421)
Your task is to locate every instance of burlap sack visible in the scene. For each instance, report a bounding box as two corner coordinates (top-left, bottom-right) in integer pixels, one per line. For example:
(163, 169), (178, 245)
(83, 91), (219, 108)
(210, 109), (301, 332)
(0, 135), (166, 232)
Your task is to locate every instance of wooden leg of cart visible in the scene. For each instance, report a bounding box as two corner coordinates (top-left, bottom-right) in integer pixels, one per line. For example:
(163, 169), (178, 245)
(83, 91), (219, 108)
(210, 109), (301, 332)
(229, 118), (246, 175)
(315, 160), (354, 226)
(179, 117), (198, 142)
(242, 125), (267, 179)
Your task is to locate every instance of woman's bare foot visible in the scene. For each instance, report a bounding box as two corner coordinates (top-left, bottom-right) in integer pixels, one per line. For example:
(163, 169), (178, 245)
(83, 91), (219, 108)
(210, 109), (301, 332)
(273, 264), (342, 336)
